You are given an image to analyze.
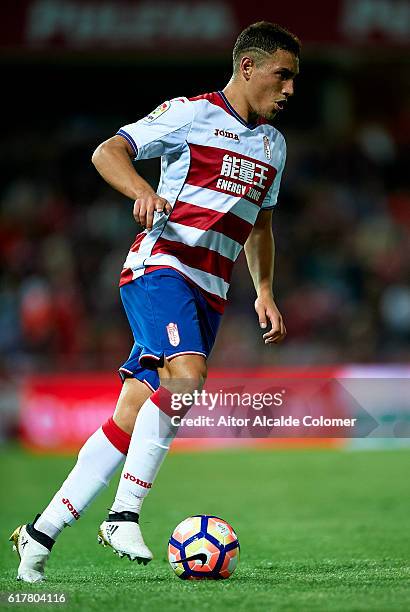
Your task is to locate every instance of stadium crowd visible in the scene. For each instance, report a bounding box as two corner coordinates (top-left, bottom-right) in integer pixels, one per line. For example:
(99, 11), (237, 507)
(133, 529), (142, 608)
(1, 70), (409, 374)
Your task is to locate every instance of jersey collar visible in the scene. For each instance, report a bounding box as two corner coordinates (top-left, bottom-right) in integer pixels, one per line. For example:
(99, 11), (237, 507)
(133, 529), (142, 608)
(217, 91), (258, 130)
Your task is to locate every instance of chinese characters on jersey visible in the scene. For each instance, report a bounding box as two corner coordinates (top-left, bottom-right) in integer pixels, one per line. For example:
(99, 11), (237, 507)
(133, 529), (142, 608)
(216, 154), (271, 203)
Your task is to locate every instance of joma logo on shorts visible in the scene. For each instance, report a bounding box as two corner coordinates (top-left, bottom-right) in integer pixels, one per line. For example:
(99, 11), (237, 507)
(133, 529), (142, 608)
(124, 472), (152, 489)
(62, 497), (80, 520)
(214, 128), (240, 142)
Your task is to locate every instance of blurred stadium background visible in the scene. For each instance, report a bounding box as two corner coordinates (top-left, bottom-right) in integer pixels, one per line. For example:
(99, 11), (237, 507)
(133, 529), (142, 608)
(0, 0), (409, 449)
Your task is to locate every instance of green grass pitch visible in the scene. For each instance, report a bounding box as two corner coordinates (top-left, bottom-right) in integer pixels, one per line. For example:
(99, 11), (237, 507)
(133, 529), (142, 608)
(0, 445), (409, 611)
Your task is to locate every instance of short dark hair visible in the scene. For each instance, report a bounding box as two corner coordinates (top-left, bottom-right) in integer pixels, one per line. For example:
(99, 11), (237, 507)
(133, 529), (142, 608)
(233, 21), (301, 73)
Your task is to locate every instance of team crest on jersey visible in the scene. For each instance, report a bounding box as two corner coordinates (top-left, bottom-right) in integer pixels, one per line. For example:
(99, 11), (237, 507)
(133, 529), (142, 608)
(166, 322), (180, 347)
(144, 101), (170, 123)
(263, 136), (271, 160)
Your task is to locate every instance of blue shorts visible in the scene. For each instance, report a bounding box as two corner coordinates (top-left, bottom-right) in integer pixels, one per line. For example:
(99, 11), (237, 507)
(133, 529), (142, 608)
(119, 269), (222, 391)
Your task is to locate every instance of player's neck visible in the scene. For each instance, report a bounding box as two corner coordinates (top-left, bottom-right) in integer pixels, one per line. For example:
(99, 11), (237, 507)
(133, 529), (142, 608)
(221, 82), (258, 126)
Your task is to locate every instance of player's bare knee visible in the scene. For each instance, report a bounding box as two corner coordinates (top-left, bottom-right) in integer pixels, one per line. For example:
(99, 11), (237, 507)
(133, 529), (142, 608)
(159, 355), (207, 395)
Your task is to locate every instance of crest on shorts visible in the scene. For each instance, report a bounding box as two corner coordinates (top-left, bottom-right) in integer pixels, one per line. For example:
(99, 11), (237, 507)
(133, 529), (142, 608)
(144, 101), (170, 123)
(166, 322), (180, 347)
(263, 135), (271, 160)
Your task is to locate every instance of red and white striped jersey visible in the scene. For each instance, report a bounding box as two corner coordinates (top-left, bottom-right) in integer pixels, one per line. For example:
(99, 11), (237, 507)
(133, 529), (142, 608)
(118, 91), (286, 313)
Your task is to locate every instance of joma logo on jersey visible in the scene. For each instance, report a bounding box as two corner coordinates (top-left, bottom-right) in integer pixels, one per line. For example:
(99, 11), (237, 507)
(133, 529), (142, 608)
(214, 128), (240, 142)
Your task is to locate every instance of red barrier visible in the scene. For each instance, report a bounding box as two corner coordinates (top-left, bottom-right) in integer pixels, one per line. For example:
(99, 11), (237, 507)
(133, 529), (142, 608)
(20, 373), (119, 453)
(20, 366), (409, 453)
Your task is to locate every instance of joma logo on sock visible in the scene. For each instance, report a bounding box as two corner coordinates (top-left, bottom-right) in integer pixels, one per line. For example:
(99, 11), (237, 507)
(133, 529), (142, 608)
(123, 473), (152, 489)
(62, 497), (80, 520)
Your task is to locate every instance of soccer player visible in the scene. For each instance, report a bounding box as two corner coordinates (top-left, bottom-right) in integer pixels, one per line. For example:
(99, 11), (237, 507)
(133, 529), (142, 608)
(10, 21), (300, 582)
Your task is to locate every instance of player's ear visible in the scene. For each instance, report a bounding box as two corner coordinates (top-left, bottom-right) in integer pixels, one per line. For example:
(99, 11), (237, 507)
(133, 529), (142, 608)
(240, 56), (254, 81)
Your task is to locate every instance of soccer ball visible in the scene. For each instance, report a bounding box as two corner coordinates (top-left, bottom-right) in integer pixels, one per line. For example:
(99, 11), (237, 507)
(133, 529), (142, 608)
(168, 515), (240, 580)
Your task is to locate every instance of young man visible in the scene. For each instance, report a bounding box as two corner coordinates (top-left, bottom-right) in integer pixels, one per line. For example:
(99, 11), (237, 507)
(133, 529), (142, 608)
(10, 21), (300, 582)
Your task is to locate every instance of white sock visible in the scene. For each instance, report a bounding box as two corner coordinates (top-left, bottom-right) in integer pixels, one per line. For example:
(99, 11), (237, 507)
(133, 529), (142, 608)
(36, 424), (128, 539)
(111, 387), (178, 515)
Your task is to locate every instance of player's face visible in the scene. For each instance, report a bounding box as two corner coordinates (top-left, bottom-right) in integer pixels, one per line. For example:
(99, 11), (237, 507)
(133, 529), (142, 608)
(248, 49), (299, 121)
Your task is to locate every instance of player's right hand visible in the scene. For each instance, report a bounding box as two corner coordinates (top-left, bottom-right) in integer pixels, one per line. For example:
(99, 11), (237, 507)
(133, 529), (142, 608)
(133, 193), (172, 231)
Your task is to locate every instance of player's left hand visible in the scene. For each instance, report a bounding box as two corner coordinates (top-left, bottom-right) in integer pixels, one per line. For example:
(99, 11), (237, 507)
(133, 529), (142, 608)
(254, 295), (287, 344)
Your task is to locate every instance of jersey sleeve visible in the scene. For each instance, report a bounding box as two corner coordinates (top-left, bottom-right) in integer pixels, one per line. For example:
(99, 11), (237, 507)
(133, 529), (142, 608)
(117, 97), (194, 160)
(261, 138), (287, 210)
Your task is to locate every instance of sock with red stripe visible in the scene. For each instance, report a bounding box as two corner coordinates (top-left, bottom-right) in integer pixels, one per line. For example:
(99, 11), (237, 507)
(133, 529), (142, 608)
(111, 387), (177, 515)
(35, 421), (130, 539)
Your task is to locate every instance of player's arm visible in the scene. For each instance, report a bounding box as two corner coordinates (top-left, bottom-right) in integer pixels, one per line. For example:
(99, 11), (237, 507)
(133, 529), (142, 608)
(92, 135), (171, 231)
(244, 209), (286, 344)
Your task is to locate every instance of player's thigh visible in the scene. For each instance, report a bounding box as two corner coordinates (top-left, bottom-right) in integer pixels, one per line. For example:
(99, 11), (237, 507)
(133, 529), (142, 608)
(123, 271), (210, 369)
(113, 378), (152, 435)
